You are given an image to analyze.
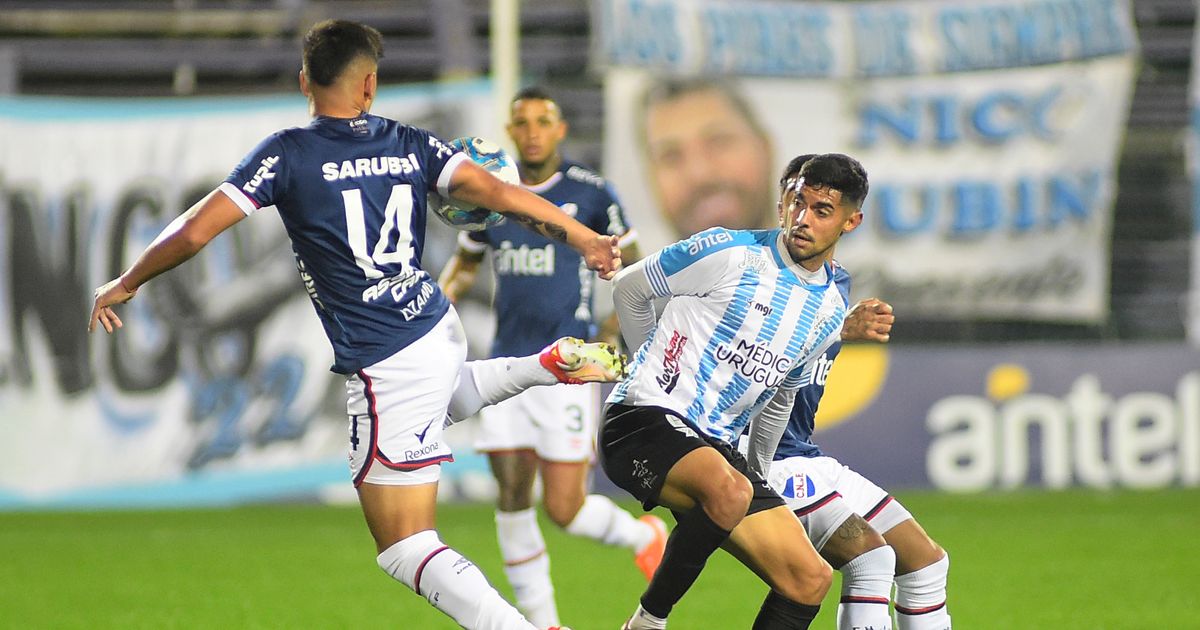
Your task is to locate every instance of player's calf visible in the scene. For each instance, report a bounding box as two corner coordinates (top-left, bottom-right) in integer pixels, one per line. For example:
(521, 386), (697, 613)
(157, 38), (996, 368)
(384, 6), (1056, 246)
(837, 544), (895, 630)
(377, 530), (536, 630)
(895, 553), (951, 630)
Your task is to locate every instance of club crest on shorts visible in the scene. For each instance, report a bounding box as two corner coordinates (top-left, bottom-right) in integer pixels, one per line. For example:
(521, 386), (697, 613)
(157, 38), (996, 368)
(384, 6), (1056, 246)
(780, 472), (816, 499)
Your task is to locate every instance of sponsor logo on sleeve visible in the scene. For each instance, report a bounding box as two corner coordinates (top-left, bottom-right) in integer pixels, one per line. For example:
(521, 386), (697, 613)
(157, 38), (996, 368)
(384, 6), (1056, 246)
(242, 155), (279, 194)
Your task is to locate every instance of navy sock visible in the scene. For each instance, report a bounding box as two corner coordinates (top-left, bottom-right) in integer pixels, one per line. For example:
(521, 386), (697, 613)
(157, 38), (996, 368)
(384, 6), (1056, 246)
(639, 504), (731, 618)
(751, 590), (821, 629)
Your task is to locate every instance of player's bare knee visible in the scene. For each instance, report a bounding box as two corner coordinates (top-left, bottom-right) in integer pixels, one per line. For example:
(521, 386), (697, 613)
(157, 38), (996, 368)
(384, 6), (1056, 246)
(775, 556), (833, 604)
(839, 514), (887, 552)
(699, 471), (752, 527)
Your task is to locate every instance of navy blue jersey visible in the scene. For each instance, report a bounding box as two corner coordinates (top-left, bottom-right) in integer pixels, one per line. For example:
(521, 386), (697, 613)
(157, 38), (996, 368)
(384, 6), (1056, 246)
(460, 161), (634, 357)
(774, 262), (852, 459)
(222, 114), (466, 374)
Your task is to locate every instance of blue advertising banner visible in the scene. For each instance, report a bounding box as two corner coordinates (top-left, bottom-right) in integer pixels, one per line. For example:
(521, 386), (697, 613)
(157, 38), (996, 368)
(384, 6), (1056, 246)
(813, 343), (1198, 491)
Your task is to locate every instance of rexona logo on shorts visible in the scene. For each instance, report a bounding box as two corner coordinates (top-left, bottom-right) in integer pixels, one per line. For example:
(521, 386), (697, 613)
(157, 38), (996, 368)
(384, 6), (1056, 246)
(926, 370), (1200, 491)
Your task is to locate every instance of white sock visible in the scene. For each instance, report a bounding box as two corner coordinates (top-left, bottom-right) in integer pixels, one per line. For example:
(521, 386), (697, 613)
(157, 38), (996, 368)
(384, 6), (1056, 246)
(895, 553), (951, 630)
(625, 603), (668, 629)
(496, 509), (559, 628)
(837, 545), (895, 630)
(565, 494), (655, 551)
(377, 530), (535, 630)
(447, 356), (555, 422)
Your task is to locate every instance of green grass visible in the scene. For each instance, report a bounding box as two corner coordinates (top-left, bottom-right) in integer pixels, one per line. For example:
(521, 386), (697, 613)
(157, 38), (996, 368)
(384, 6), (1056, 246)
(2, 488), (1198, 629)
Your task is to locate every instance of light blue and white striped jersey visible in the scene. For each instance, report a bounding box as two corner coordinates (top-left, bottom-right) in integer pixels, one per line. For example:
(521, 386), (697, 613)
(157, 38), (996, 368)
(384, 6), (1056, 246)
(608, 227), (846, 444)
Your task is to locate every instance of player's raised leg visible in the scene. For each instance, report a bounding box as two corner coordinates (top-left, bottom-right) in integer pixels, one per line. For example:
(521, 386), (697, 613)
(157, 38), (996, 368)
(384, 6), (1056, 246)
(447, 337), (627, 422)
(349, 314), (535, 630)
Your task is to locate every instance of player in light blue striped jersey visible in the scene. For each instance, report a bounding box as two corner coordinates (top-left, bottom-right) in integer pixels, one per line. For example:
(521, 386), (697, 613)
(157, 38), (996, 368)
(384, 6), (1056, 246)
(761, 156), (951, 630)
(600, 154), (869, 629)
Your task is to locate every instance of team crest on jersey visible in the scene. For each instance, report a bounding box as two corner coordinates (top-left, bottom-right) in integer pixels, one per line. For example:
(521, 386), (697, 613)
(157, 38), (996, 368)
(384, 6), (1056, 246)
(741, 250), (767, 273)
(655, 330), (688, 394)
(780, 472), (816, 499)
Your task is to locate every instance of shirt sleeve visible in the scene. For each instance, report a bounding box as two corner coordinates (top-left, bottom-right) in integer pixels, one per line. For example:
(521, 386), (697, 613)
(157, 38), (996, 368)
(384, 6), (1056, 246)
(611, 259), (660, 353)
(747, 387), (797, 477)
(221, 133), (289, 214)
(642, 228), (746, 298)
(411, 128), (469, 198)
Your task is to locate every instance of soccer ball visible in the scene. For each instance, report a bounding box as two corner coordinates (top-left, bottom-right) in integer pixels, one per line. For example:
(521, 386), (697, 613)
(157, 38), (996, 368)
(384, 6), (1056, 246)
(431, 136), (517, 231)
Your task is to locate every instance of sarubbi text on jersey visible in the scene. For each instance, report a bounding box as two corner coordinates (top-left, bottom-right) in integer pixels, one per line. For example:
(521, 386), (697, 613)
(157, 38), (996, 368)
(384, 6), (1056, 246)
(322, 154), (421, 181)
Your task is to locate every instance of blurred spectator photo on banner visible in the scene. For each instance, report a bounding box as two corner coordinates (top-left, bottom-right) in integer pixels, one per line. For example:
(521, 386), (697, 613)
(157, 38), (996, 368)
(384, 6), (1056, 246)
(598, 0), (1140, 323)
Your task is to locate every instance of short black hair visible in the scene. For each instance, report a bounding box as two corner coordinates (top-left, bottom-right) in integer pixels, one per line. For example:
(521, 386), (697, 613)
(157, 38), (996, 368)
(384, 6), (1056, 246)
(302, 20), (383, 87)
(638, 78), (765, 146)
(798, 153), (869, 209)
(512, 85), (558, 107)
(780, 154), (817, 189)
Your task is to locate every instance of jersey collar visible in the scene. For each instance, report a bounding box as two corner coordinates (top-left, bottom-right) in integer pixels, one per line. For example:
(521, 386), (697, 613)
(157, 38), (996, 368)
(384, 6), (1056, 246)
(770, 228), (831, 287)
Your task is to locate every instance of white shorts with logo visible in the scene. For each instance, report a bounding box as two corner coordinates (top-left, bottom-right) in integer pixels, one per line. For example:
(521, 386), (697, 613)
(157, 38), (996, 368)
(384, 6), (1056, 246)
(473, 382), (601, 462)
(767, 455), (914, 551)
(346, 308), (467, 487)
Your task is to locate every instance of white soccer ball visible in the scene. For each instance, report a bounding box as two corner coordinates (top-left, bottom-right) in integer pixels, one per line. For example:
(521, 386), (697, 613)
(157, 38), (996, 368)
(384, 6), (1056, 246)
(432, 136), (517, 231)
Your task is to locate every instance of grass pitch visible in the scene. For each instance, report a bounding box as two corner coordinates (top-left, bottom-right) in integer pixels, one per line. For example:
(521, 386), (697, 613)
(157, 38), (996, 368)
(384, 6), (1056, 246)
(2, 488), (1197, 629)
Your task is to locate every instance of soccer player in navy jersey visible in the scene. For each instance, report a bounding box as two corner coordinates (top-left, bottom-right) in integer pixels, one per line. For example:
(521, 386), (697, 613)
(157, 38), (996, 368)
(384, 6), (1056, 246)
(87, 20), (622, 630)
(439, 87), (667, 628)
(600, 153), (870, 629)
(753, 156), (951, 630)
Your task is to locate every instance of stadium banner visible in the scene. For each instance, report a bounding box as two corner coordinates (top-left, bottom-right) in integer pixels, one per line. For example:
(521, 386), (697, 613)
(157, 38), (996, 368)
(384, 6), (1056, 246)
(595, 0), (1139, 322)
(0, 82), (502, 509)
(805, 342), (1200, 492)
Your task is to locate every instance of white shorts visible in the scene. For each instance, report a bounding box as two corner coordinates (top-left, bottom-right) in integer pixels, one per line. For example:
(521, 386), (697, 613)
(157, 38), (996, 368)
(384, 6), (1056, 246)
(473, 382), (601, 462)
(767, 455), (914, 551)
(346, 308), (467, 487)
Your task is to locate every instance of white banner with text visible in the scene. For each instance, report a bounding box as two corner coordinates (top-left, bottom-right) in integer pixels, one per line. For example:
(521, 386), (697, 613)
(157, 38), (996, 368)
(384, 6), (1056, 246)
(0, 82), (499, 508)
(597, 0), (1139, 321)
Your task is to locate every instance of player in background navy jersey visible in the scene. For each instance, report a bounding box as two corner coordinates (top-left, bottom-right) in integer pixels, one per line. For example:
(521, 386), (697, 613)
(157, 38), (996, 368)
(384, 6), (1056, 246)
(87, 20), (623, 630)
(749, 155), (951, 630)
(439, 87), (666, 629)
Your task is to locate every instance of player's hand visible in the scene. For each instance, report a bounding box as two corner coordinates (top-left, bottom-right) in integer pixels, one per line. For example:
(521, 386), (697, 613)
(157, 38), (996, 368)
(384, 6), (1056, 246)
(88, 277), (138, 334)
(584, 234), (623, 280)
(842, 297), (893, 343)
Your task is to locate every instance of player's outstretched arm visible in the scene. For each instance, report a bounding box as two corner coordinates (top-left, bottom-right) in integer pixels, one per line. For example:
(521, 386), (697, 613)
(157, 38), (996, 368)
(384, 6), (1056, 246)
(841, 297), (894, 343)
(595, 240), (643, 347)
(88, 189), (246, 334)
(437, 245), (484, 303)
(447, 161), (622, 279)
(610, 258), (658, 353)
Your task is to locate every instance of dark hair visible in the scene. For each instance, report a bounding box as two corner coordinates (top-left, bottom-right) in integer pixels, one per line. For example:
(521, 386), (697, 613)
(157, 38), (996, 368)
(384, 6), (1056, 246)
(302, 20), (383, 87)
(780, 154), (817, 189)
(512, 85), (558, 107)
(798, 153), (869, 209)
(637, 78), (765, 145)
